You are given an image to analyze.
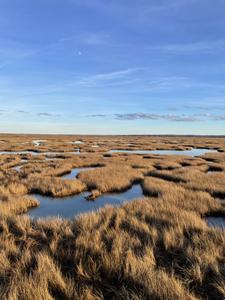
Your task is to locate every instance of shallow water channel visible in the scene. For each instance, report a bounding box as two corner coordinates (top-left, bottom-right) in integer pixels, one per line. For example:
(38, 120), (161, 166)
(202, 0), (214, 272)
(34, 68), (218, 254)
(61, 167), (95, 179)
(109, 148), (217, 156)
(0, 150), (80, 155)
(28, 184), (143, 219)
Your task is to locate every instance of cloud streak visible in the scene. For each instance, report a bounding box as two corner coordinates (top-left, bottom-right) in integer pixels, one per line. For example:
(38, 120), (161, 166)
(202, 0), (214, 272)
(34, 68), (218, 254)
(0, 109), (60, 118)
(36, 112), (60, 117)
(88, 112), (225, 122)
(114, 113), (200, 122)
(153, 40), (225, 55)
(70, 68), (140, 88)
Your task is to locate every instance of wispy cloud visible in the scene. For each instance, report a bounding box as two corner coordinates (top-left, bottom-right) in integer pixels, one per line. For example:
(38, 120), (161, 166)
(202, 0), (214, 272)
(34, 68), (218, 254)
(0, 40), (38, 67)
(152, 40), (225, 55)
(147, 76), (191, 89)
(212, 115), (225, 121)
(71, 68), (139, 88)
(88, 112), (225, 122)
(70, 0), (194, 16)
(80, 32), (110, 46)
(59, 31), (110, 46)
(0, 109), (60, 118)
(145, 0), (194, 13)
(16, 110), (30, 114)
(182, 103), (225, 111)
(114, 113), (200, 122)
(37, 112), (60, 117)
(88, 114), (108, 118)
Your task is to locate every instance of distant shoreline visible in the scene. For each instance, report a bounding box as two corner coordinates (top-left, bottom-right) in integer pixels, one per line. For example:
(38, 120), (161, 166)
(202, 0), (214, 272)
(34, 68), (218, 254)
(0, 133), (225, 138)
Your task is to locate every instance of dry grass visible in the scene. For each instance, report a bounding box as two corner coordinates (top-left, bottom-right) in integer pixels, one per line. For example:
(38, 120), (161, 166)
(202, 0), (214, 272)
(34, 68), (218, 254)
(0, 196), (39, 215)
(142, 177), (222, 215)
(78, 165), (144, 196)
(1, 133), (225, 154)
(0, 178), (38, 216)
(0, 199), (224, 299)
(25, 176), (86, 197)
(146, 164), (225, 199)
(0, 134), (225, 299)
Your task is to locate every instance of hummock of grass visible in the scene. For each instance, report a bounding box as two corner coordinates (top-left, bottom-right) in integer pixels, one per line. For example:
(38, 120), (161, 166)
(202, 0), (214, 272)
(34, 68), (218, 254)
(26, 176), (86, 197)
(78, 165), (144, 194)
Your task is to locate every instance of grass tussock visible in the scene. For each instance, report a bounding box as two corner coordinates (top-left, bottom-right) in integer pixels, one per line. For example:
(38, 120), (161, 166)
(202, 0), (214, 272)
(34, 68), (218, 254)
(0, 176), (38, 215)
(26, 176), (86, 197)
(142, 177), (222, 215)
(78, 165), (143, 195)
(0, 156), (21, 170)
(0, 196), (39, 215)
(0, 182), (27, 199)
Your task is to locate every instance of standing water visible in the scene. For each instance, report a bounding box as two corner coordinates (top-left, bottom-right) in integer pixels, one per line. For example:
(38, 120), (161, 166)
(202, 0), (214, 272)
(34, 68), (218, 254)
(28, 184), (143, 219)
(109, 148), (217, 156)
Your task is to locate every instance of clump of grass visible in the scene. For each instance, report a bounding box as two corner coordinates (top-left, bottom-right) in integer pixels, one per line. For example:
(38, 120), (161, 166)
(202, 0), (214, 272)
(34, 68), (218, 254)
(20, 161), (74, 177)
(147, 169), (187, 183)
(86, 189), (102, 200)
(0, 196), (39, 215)
(78, 165), (143, 194)
(0, 182), (27, 199)
(0, 175), (38, 215)
(181, 169), (225, 198)
(143, 177), (222, 215)
(0, 155), (21, 170)
(154, 161), (181, 170)
(26, 176), (86, 197)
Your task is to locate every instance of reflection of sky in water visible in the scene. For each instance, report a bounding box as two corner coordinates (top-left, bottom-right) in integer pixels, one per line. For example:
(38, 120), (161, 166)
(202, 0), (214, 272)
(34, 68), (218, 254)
(0, 151), (80, 155)
(206, 217), (225, 229)
(28, 184), (143, 219)
(61, 167), (96, 179)
(33, 140), (46, 146)
(109, 149), (217, 157)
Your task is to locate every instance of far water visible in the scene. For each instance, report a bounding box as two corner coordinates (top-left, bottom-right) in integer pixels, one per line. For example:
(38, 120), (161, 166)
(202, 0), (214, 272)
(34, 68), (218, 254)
(61, 167), (96, 179)
(109, 148), (217, 156)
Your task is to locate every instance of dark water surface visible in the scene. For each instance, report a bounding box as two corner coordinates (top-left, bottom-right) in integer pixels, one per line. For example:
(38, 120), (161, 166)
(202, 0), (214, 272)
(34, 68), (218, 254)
(28, 184), (143, 219)
(206, 217), (225, 229)
(61, 167), (96, 179)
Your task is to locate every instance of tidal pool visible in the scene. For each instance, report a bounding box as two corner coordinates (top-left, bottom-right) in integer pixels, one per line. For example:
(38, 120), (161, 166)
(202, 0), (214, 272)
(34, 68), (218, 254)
(33, 140), (46, 147)
(0, 150), (81, 155)
(71, 140), (84, 144)
(109, 148), (217, 156)
(12, 165), (24, 171)
(28, 184), (143, 219)
(61, 167), (96, 179)
(0, 150), (40, 155)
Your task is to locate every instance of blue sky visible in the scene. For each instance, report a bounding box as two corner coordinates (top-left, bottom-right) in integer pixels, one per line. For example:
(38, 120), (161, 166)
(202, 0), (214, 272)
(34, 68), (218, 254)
(0, 0), (225, 134)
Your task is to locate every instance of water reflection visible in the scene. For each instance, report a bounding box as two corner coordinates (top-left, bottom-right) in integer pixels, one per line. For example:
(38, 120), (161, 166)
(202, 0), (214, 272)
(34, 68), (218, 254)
(206, 217), (225, 229)
(28, 184), (143, 219)
(62, 167), (96, 179)
(109, 148), (217, 156)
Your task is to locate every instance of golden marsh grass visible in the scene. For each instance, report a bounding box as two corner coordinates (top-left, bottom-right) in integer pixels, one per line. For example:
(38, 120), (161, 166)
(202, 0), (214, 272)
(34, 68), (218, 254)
(0, 134), (225, 299)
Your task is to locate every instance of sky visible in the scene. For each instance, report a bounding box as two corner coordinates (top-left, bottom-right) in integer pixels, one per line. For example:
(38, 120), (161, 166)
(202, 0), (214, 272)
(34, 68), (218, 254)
(0, 0), (225, 135)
